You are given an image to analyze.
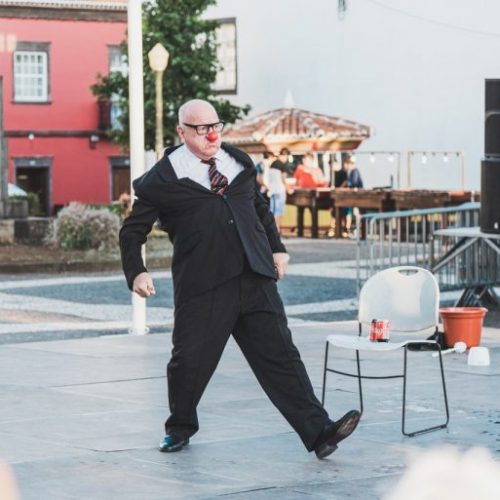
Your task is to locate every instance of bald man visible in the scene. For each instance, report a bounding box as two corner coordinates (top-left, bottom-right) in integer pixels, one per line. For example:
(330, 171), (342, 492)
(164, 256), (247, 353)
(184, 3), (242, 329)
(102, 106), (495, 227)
(119, 99), (360, 459)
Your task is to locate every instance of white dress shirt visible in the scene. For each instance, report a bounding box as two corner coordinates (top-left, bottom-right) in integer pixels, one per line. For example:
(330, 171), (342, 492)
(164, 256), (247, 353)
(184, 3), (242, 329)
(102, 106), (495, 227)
(168, 145), (244, 189)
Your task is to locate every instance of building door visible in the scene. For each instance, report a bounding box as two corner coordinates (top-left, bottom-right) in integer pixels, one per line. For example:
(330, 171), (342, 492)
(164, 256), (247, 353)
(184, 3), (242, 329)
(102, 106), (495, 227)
(16, 166), (50, 215)
(112, 166), (130, 200)
(109, 156), (130, 201)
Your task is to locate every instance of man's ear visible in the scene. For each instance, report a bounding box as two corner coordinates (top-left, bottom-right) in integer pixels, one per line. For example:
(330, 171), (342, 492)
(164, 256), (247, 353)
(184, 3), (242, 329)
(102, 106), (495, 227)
(176, 125), (185, 141)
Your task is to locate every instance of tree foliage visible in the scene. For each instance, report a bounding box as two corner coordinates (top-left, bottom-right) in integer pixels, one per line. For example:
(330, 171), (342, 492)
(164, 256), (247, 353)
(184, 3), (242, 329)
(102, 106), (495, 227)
(91, 0), (250, 151)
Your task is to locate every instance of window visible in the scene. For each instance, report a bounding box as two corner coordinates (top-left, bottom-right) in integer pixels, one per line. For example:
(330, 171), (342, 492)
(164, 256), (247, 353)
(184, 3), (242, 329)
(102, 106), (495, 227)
(109, 95), (124, 131)
(214, 19), (237, 94)
(13, 43), (50, 103)
(108, 45), (128, 75)
(108, 45), (127, 130)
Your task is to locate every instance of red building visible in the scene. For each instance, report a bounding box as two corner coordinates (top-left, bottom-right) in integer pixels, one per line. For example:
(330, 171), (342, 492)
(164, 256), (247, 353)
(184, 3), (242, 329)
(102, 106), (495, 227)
(0, 0), (128, 214)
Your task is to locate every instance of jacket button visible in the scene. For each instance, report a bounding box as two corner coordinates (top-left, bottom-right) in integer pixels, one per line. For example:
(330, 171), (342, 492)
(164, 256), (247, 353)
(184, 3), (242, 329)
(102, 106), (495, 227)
(228, 219), (234, 224)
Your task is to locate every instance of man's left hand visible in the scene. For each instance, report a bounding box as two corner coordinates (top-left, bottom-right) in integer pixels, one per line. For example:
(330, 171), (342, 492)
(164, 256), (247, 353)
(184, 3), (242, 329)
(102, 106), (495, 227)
(273, 252), (290, 280)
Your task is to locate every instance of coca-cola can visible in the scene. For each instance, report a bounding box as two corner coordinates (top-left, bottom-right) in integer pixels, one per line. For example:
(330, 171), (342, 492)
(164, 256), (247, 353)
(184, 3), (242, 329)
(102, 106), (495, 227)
(369, 319), (378, 341)
(369, 319), (390, 342)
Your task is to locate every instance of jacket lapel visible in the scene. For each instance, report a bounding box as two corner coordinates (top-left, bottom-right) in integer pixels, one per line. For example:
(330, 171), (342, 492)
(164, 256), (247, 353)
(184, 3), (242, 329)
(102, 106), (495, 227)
(135, 142), (256, 200)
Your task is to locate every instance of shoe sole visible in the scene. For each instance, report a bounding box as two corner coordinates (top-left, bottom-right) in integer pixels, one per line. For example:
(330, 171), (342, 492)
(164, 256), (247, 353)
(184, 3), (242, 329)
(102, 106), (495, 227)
(158, 438), (189, 453)
(315, 410), (361, 459)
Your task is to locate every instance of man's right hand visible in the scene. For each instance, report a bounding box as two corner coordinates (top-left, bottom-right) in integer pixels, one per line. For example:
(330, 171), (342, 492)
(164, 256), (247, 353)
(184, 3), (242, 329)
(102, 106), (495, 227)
(133, 272), (156, 298)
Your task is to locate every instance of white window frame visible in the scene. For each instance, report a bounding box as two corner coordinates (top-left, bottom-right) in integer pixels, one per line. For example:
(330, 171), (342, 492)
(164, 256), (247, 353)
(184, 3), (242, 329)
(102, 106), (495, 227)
(110, 94), (124, 131)
(108, 45), (128, 76)
(213, 19), (237, 94)
(108, 45), (127, 130)
(13, 50), (49, 103)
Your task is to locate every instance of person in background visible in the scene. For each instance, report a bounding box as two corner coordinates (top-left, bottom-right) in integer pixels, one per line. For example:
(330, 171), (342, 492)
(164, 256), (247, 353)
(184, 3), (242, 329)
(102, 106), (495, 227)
(344, 154), (363, 236)
(268, 147), (292, 233)
(327, 156), (347, 237)
(255, 153), (266, 180)
(345, 154), (363, 189)
(293, 153), (328, 188)
(255, 151), (273, 199)
(333, 157), (348, 189)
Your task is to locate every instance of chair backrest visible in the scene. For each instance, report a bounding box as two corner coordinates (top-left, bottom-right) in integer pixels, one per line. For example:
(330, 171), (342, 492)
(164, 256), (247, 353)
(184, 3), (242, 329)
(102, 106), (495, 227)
(358, 266), (439, 332)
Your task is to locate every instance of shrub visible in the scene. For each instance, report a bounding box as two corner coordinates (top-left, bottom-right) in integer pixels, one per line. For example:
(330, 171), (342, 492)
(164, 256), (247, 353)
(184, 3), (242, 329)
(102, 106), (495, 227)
(50, 202), (120, 250)
(85, 197), (130, 219)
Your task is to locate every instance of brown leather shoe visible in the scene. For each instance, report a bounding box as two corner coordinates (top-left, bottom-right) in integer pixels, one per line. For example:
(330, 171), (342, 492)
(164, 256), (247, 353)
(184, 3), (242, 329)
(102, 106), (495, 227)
(314, 410), (361, 459)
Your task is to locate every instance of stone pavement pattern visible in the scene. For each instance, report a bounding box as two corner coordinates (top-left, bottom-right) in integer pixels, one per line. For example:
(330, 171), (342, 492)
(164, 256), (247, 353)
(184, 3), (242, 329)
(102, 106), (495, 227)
(0, 239), (484, 344)
(0, 238), (499, 499)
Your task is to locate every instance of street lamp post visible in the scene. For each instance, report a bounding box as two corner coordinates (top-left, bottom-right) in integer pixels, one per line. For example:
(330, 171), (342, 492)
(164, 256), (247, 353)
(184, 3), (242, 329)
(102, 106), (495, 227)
(148, 43), (169, 160)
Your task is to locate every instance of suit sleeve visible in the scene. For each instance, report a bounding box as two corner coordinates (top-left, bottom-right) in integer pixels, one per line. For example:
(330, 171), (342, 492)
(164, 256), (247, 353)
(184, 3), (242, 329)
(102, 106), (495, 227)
(254, 182), (287, 253)
(119, 197), (160, 290)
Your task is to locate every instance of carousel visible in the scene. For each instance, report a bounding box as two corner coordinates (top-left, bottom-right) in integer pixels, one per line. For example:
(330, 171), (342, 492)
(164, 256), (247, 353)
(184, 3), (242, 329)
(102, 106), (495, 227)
(223, 107), (371, 155)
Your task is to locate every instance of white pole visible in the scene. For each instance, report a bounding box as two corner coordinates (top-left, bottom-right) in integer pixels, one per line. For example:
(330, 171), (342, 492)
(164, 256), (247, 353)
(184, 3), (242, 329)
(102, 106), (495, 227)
(128, 0), (148, 335)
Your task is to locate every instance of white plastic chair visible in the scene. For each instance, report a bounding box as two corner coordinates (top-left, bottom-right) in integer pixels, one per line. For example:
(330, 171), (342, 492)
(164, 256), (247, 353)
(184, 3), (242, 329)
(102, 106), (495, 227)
(321, 266), (449, 436)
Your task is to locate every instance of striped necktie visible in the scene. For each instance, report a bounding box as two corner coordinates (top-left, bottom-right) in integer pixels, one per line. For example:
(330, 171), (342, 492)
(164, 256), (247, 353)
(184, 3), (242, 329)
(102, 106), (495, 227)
(202, 158), (229, 195)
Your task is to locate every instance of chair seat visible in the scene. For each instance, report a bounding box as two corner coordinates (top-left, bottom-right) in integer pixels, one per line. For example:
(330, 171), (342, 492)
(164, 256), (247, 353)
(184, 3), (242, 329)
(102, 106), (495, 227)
(326, 334), (437, 352)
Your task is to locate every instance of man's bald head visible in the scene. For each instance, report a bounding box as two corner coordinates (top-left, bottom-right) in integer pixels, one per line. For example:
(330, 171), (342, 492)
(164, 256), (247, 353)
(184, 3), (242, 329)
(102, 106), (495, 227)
(178, 99), (218, 124)
(176, 99), (222, 160)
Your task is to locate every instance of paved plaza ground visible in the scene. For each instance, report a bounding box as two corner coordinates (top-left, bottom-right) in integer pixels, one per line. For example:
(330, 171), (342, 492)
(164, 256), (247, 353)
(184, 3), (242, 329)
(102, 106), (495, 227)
(0, 238), (499, 499)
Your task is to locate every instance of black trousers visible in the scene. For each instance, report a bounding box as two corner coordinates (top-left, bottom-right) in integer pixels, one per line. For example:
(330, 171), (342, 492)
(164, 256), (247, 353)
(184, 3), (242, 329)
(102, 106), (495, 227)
(164, 268), (331, 451)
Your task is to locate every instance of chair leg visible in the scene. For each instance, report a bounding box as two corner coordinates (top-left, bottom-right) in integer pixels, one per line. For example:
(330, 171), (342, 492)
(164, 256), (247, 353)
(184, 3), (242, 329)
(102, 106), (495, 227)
(355, 349), (364, 413)
(402, 345), (450, 437)
(321, 341), (329, 406)
(402, 347), (408, 435)
(437, 347), (450, 428)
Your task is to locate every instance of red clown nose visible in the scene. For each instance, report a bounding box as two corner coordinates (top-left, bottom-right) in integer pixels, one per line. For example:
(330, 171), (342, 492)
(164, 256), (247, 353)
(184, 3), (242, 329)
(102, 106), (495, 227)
(207, 130), (219, 142)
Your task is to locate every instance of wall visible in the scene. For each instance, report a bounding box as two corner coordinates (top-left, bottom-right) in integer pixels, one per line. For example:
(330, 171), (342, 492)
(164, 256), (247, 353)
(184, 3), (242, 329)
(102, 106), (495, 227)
(205, 0), (500, 189)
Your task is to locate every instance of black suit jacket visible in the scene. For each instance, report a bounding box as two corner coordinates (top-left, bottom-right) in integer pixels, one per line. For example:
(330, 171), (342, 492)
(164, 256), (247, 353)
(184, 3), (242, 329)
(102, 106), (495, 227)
(119, 143), (287, 305)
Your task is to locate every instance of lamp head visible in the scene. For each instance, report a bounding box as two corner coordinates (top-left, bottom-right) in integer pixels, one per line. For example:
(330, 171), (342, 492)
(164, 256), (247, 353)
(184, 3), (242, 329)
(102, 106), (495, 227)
(148, 43), (169, 72)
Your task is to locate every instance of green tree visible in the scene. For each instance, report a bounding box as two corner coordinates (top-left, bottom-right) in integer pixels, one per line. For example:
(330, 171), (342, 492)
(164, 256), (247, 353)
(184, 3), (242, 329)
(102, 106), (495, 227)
(91, 0), (250, 151)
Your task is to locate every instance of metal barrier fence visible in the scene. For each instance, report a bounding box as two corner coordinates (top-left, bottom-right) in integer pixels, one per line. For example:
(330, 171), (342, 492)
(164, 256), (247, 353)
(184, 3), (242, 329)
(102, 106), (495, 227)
(354, 202), (499, 295)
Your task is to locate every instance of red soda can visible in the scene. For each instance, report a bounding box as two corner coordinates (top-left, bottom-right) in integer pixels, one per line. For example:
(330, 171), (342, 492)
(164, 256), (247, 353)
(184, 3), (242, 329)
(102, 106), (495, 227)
(369, 319), (378, 341)
(369, 319), (390, 342)
(377, 320), (390, 342)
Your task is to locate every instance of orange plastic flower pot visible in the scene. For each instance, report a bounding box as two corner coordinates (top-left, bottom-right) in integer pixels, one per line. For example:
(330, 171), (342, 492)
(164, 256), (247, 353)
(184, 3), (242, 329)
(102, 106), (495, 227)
(439, 307), (488, 348)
